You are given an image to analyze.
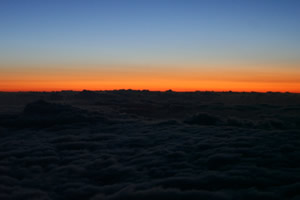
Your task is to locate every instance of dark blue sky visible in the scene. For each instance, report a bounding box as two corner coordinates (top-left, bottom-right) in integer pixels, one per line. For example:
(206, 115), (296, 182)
(1, 0), (299, 65)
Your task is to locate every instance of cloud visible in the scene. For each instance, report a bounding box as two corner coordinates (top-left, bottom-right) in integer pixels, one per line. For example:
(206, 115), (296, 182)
(91, 186), (230, 200)
(0, 91), (300, 199)
(184, 113), (223, 126)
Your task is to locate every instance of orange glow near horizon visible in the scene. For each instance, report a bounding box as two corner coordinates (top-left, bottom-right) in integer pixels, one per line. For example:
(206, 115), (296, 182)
(1, 63), (300, 93)
(2, 80), (300, 93)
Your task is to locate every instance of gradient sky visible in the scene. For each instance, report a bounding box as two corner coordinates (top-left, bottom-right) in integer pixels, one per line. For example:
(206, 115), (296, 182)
(1, 0), (300, 92)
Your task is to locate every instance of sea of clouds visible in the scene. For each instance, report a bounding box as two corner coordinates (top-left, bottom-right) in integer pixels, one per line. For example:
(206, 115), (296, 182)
(0, 91), (300, 199)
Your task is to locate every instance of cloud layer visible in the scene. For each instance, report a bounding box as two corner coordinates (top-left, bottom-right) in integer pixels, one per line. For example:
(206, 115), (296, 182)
(0, 91), (300, 199)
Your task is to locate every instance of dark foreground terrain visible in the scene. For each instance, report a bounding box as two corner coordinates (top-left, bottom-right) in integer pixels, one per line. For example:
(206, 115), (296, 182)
(0, 90), (300, 200)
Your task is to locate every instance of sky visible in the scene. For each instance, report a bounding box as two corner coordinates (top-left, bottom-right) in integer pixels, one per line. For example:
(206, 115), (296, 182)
(0, 0), (300, 92)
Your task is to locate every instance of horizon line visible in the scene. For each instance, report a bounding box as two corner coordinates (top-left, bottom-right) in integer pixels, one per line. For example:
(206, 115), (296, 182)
(0, 89), (299, 94)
